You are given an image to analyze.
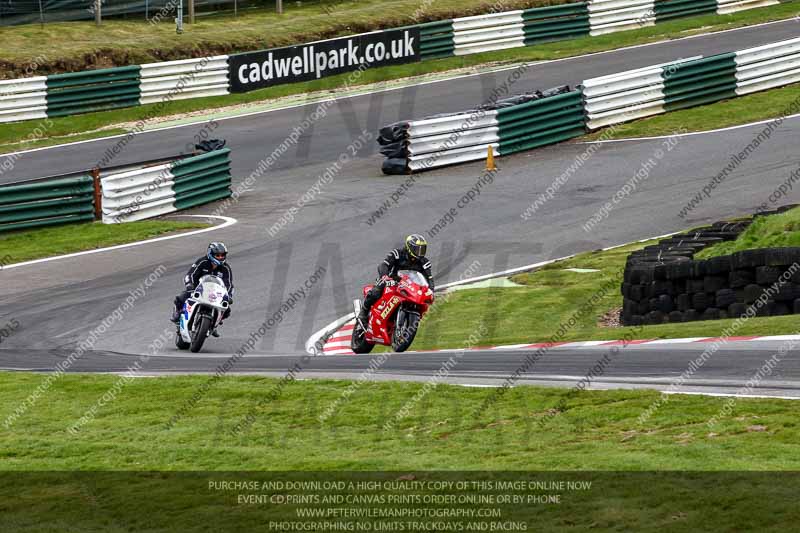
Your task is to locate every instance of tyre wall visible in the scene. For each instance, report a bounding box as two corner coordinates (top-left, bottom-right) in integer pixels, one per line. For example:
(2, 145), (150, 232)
(621, 206), (800, 325)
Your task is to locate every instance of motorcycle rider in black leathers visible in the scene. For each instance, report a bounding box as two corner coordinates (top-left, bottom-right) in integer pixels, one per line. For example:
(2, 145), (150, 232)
(358, 234), (434, 327)
(171, 242), (234, 337)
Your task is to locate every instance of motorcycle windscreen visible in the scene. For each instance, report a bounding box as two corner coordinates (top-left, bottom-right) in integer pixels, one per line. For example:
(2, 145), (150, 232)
(198, 275), (224, 286)
(398, 270), (428, 287)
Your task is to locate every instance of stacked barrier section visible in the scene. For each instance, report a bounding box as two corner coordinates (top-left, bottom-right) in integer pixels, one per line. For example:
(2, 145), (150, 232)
(172, 149), (233, 211)
(583, 36), (800, 130)
(735, 37), (800, 95)
(101, 148), (232, 224)
(385, 35), (800, 171)
(717, 0), (779, 14)
(46, 66), (141, 117)
(523, 3), (590, 45)
(0, 76), (47, 123)
(582, 63), (670, 129)
(404, 110), (500, 172)
(0, 175), (95, 232)
(452, 11), (526, 56)
(378, 86), (584, 174)
(101, 163), (177, 224)
(588, 0), (656, 36)
(654, 0), (718, 21)
(497, 89), (586, 155)
(0, 0), (794, 124)
(139, 56), (230, 105)
(662, 53), (738, 111)
(419, 20), (455, 60)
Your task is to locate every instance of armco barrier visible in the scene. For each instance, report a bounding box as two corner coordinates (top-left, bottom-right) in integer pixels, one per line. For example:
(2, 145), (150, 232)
(523, 3), (590, 45)
(588, 0), (655, 36)
(0, 175), (95, 232)
(0, 147), (231, 232)
(717, 0), (779, 14)
(139, 56), (229, 105)
(419, 20), (455, 60)
(735, 37), (800, 95)
(100, 163), (177, 223)
(385, 35), (800, 172)
(0, 0), (792, 124)
(582, 63), (670, 129)
(172, 148), (233, 210)
(46, 66), (141, 117)
(654, 0), (718, 22)
(378, 86), (584, 174)
(405, 110), (500, 172)
(581, 56), (709, 128)
(0, 76), (47, 123)
(497, 89), (586, 155)
(452, 11), (525, 56)
(662, 53), (738, 111)
(583, 36), (800, 130)
(101, 148), (232, 224)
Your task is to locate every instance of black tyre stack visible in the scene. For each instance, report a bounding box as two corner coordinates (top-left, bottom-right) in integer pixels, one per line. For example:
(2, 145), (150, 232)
(621, 207), (800, 325)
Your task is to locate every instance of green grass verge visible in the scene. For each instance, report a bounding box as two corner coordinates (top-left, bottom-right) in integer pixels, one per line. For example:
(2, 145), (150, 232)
(584, 83), (800, 141)
(2, 371), (798, 471)
(412, 211), (800, 349)
(2, 2), (798, 153)
(697, 207), (800, 259)
(0, 220), (208, 264)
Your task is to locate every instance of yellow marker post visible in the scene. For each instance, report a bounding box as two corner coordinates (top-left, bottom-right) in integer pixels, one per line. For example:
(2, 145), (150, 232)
(486, 145), (497, 171)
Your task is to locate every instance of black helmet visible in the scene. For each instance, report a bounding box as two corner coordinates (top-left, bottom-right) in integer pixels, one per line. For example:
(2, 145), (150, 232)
(405, 234), (428, 258)
(207, 242), (228, 266)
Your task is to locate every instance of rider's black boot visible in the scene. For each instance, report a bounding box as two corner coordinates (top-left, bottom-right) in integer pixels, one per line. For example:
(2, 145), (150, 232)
(357, 307), (369, 329)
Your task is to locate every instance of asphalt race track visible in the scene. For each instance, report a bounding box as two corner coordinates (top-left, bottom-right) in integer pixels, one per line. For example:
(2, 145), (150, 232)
(2, 21), (800, 396)
(3, 342), (800, 398)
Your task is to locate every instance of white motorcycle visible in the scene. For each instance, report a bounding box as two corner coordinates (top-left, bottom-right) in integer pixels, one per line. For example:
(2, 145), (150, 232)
(176, 275), (230, 353)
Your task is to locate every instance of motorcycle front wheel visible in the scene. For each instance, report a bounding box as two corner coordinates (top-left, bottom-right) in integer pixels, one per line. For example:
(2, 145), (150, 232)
(190, 314), (212, 353)
(392, 312), (420, 352)
(350, 319), (375, 354)
(175, 329), (190, 350)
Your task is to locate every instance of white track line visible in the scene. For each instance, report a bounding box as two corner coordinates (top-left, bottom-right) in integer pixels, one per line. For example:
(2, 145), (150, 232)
(580, 112), (800, 144)
(2, 18), (794, 159)
(663, 390), (800, 400)
(2, 214), (236, 270)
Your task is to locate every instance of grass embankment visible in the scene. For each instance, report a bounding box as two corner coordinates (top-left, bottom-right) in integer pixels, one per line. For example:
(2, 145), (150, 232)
(1, 372), (798, 471)
(697, 207), (800, 259)
(0, 220), (208, 264)
(411, 208), (800, 349)
(0, 0), (560, 74)
(1, 2), (797, 153)
(584, 83), (800, 141)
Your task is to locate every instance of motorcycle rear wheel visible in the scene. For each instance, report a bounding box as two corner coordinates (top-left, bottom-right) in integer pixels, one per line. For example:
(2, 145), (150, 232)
(190, 315), (212, 353)
(392, 312), (420, 352)
(350, 319), (375, 354)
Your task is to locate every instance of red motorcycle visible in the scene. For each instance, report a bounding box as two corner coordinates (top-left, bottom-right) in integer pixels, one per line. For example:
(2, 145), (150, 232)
(351, 270), (434, 353)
